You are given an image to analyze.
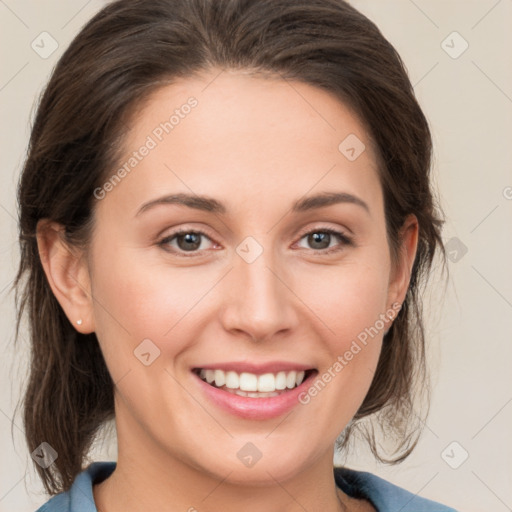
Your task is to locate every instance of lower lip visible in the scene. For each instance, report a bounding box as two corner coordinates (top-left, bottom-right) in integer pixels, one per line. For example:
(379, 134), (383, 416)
(193, 371), (317, 420)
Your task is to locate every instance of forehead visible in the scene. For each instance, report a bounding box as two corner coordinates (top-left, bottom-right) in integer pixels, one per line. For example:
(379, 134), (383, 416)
(98, 69), (382, 220)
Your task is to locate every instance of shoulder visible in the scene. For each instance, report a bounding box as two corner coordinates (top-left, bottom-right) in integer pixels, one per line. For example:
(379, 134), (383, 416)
(34, 461), (116, 512)
(334, 466), (459, 512)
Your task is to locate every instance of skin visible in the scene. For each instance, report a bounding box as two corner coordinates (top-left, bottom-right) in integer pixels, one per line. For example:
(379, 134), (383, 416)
(37, 68), (418, 512)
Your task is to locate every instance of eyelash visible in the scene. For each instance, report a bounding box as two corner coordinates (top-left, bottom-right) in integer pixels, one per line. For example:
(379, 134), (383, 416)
(157, 226), (353, 258)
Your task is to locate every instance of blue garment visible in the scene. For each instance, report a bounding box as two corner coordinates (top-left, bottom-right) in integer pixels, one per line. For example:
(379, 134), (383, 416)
(35, 461), (457, 511)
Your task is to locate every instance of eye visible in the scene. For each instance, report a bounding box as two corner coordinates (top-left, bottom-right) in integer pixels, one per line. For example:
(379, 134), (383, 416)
(158, 229), (217, 257)
(158, 226), (353, 257)
(295, 227), (353, 254)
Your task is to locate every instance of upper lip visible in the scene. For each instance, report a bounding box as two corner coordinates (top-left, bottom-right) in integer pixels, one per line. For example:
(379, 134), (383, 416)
(193, 361), (316, 375)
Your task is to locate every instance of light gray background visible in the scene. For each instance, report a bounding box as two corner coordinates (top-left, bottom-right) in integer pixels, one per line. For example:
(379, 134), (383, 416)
(1, 1), (511, 511)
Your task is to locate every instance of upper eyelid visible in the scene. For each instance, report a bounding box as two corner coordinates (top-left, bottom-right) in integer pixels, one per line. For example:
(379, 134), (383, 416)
(159, 224), (352, 250)
(295, 225), (350, 240)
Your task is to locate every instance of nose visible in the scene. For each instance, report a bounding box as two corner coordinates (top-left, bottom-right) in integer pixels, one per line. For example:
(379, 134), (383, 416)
(220, 246), (299, 343)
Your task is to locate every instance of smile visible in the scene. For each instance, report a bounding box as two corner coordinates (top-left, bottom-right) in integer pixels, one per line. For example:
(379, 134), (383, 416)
(195, 368), (314, 397)
(192, 364), (318, 419)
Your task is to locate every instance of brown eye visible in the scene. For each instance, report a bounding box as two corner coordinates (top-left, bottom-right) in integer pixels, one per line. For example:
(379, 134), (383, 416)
(175, 232), (202, 251)
(296, 228), (353, 254)
(159, 229), (216, 256)
(307, 232), (332, 250)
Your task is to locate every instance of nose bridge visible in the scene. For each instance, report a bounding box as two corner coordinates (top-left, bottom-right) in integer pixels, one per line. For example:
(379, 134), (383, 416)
(222, 238), (297, 341)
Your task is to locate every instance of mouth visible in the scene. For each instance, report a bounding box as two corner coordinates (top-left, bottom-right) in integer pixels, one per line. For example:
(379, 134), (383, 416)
(192, 367), (317, 398)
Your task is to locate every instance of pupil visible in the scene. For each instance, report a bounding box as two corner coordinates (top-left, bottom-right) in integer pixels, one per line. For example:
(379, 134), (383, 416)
(178, 233), (201, 251)
(309, 232), (330, 249)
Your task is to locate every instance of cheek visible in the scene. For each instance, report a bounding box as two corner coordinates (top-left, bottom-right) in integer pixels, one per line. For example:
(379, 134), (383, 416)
(292, 256), (390, 414)
(293, 258), (390, 348)
(295, 264), (388, 423)
(90, 247), (216, 367)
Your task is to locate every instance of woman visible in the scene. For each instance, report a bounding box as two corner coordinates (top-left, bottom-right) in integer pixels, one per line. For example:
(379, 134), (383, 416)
(15, 0), (454, 510)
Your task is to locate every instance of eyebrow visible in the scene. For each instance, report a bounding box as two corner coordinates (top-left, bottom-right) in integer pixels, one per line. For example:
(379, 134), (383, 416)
(135, 191), (369, 217)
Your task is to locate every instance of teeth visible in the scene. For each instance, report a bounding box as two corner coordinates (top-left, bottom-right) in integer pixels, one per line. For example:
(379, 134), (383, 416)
(204, 369), (215, 384)
(258, 373), (275, 392)
(198, 368), (308, 392)
(214, 369), (225, 387)
(239, 372), (258, 391)
(225, 371), (240, 389)
(286, 371), (297, 389)
(275, 371), (287, 390)
(224, 388), (280, 398)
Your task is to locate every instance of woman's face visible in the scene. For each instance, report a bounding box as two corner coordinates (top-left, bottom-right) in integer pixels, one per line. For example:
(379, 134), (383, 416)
(81, 70), (416, 483)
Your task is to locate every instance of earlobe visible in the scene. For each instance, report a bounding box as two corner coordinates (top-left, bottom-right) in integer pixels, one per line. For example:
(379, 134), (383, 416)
(387, 214), (419, 308)
(36, 220), (94, 333)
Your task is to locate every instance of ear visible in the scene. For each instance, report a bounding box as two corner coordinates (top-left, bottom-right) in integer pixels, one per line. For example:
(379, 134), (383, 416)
(386, 214), (419, 310)
(36, 219), (95, 333)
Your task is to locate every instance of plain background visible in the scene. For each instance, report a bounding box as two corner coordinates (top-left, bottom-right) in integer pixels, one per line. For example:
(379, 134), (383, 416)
(1, 1), (511, 511)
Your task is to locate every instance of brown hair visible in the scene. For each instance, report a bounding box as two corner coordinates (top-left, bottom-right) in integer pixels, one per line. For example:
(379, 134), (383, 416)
(13, 0), (445, 496)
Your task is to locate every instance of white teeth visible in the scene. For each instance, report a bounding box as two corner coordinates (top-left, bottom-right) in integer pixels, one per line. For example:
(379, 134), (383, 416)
(225, 371), (239, 389)
(275, 371), (287, 390)
(239, 372), (258, 391)
(198, 368), (309, 392)
(286, 371), (297, 389)
(257, 373), (275, 392)
(224, 388), (280, 398)
(214, 369), (225, 387)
